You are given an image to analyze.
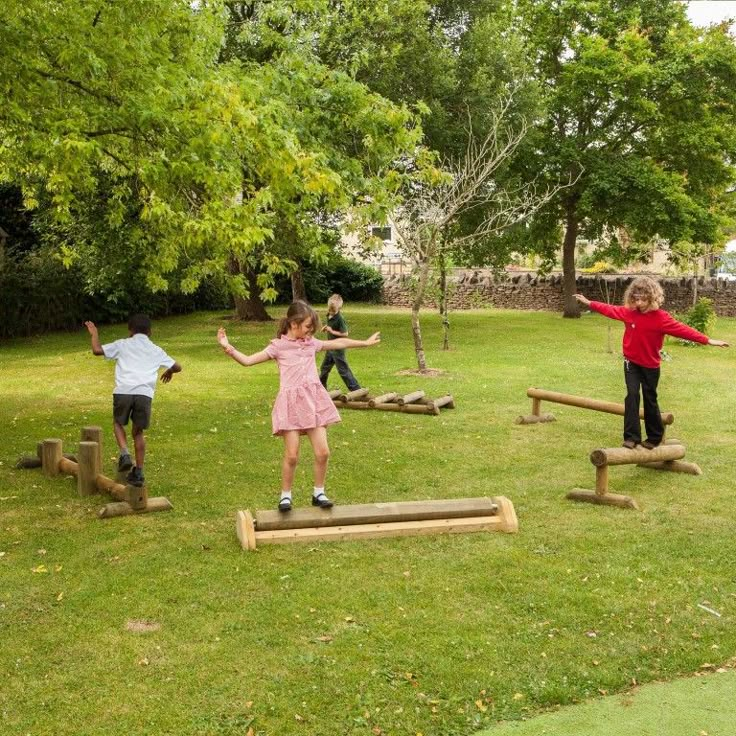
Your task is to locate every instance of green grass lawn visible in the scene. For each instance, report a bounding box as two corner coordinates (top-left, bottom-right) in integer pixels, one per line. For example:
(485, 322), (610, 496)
(1, 305), (735, 736)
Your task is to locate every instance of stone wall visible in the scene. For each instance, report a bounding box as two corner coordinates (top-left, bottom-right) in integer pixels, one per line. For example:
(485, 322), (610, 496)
(381, 270), (736, 316)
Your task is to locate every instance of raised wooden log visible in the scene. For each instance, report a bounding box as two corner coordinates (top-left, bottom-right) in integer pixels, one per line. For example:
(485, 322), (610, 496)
(425, 395), (455, 413)
(338, 388), (370, 402)
(526, 387), (675, 425)
(515, 413), (556, 425)
(590, 444), (685, 467)
(98, 496), (173, 519)
(327, 389), (342, 399)
(566, 489), (640, 510)
(255, 497), (502, 531)
(41, 439), (63, 477)
(95, 473), (129, 502)
(369, 392), (399, 407)
(397, 390), (425, 406)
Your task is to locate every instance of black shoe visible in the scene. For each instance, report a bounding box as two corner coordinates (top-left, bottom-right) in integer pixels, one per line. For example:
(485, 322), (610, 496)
(278, 497), (292, 512)
(622, 440), (638, 449)
(641, 440), (660, 450)
(117, 453), (133, 472)
(312, 492), (334, 509)
(126, 466), (145, 487)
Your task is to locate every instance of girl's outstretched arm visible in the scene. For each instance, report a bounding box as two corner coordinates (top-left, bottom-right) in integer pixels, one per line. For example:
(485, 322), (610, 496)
(217, 327), (272, 366)
(323, 332), (381, 351)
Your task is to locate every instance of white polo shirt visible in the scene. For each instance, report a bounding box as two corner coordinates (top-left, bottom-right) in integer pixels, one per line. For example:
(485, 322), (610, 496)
(102, 334), (176, 398)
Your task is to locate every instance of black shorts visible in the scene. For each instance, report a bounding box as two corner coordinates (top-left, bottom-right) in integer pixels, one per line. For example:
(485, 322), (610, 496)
(113, 394), (152, 429)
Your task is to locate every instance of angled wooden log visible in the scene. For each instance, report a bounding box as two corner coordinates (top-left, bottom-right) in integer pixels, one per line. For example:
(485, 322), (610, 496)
(98, 496), (172, 519)
(525, 387), (674, 425)
(338, 388), (370, 402)
(369, 392), (399, 407)
(397, 390), (425, 406)
(425, 395), (455, 413)
(328, 389), (342, 400)
(590, 444), (685, 467)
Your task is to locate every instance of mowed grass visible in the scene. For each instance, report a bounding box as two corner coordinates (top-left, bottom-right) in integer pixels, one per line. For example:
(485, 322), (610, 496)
(1, 305), (735, 736)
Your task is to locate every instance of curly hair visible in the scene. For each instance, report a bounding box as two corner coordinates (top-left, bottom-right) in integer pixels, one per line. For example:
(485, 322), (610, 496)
(623, 276), (664, 310)
(276, 300), (320, 336)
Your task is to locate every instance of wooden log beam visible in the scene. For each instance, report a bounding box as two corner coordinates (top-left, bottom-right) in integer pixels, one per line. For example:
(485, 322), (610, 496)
(338, 388), (370, 402)
(398, 390), (425, 406)
(255, 497), (502, 532)
(58, 456), (78, 476)
(95, 473), (129, 502)
(252, 515), (506, 548)
(98, 496), (173, 519)
(333, 401), (435, 414)
(425, 395), (455, 412)
(526, 387), (674, 425)
(636, 459), (702, 475)
(515, 413), (556, 425)
(327, 389), (342, 399)
(590, 444), (686, 467)
(369, 392), (399, 407)
(566, 489), (640, 510)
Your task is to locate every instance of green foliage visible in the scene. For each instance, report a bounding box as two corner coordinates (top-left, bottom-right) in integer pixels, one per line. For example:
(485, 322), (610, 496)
(675, 297), (716, 345)
(579, 259), (616, 274)
(275, 256), (383, 304)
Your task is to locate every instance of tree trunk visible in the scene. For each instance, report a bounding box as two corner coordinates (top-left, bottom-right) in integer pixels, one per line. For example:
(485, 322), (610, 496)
(439, 253), (450, 351)
(291, 266), (307, 302)
(229, 257), (272, 321)
(562, 200), (580, 318)
(411, 260), (430, 372)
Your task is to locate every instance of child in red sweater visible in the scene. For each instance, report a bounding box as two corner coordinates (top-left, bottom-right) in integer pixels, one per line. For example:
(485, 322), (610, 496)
(575, 277), (728, 449)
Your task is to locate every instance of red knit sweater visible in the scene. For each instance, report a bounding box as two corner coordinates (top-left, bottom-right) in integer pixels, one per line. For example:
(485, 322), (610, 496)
(588, 301), (709, 368)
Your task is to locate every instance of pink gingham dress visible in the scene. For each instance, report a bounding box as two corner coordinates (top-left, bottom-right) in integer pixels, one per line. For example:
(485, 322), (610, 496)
(265, 335), (341, 436)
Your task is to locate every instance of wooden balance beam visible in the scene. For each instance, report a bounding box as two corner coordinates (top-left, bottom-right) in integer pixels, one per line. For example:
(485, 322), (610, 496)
(236, 496), (518, 550)
(330, 388), (455, 416)
(31, 428), (173, 518)
(567, 443), (692, 510)
(516, 387), (675, 426)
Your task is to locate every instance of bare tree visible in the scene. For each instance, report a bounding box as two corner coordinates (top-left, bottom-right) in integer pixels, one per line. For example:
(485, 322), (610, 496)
(393, 92), (568, 372)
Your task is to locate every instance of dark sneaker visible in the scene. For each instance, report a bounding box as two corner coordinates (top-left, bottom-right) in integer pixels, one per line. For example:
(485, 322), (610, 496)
(312, 492), (334, 509)
(622, 440), (638, 449)
(117, 453), (133, 472)
(641, 440), (660, 450)
(126, 466), (145, 487)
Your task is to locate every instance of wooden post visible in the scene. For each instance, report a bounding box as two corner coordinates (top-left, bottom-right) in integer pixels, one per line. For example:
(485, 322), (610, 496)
(80, 426), (103, 472)
(41, 439), (63, 477)
(77, 441), (100, 496)
(531, 397), (541, 417)
(595, 465), (608, 496)
(126, 484), (148, 510)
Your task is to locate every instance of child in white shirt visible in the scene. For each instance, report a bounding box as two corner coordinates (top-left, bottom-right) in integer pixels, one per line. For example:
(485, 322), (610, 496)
(85, 314), (181, 486)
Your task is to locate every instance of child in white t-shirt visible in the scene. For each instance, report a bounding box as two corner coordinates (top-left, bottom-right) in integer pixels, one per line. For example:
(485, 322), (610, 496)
(85, 314), (181, 486)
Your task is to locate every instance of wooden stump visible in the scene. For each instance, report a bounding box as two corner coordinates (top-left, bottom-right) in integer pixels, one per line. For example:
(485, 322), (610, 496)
(77, 441), (101, 496)
(41, 439), (63, 477)
(80, 426), (103, 472)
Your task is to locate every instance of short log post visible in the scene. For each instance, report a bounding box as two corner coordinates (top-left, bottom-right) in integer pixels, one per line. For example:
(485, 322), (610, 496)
(532, 397), (542, 417)
(80, 426), (103, 472)
(41, 439), (63, 478)
(126, 484), (148, 511)
(77, 441), (101, 496)
(369, 392), (399, 407)
(398, 390), (425, 406)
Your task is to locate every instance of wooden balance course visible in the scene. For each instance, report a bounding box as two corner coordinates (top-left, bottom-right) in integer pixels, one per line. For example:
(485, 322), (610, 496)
(236, 496), (518, 551)
(329, 388), (454, 416)
(17, 426), (173, 518)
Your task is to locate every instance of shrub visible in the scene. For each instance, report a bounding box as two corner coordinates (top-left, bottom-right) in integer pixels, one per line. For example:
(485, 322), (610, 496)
(675, 297), (715, 346)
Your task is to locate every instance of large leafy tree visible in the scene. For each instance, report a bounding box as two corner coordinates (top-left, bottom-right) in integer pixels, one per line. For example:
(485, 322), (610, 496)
(514, 0), (736, 316)
(0, 0), (419, 309)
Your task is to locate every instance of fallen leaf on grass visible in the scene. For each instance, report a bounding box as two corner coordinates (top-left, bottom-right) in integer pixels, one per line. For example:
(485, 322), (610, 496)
(315, 635), (333, 643)
(31, 564), (48, 574)
(475, 700), (487, 713)
(56, 592), (64, 602)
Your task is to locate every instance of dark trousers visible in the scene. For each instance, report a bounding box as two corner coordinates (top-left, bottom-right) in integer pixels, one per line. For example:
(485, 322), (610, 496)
(320, 349), (360, 391)
(624, 359), (664, 444)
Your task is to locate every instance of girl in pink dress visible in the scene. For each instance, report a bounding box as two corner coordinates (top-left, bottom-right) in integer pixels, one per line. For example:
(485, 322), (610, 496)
(217, 300), (381, 512)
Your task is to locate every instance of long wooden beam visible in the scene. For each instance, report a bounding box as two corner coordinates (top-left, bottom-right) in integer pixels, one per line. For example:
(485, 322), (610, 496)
(525, 387), (674, 425)
(590, 444), (685, 467)
(254, 497), (501, 531)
